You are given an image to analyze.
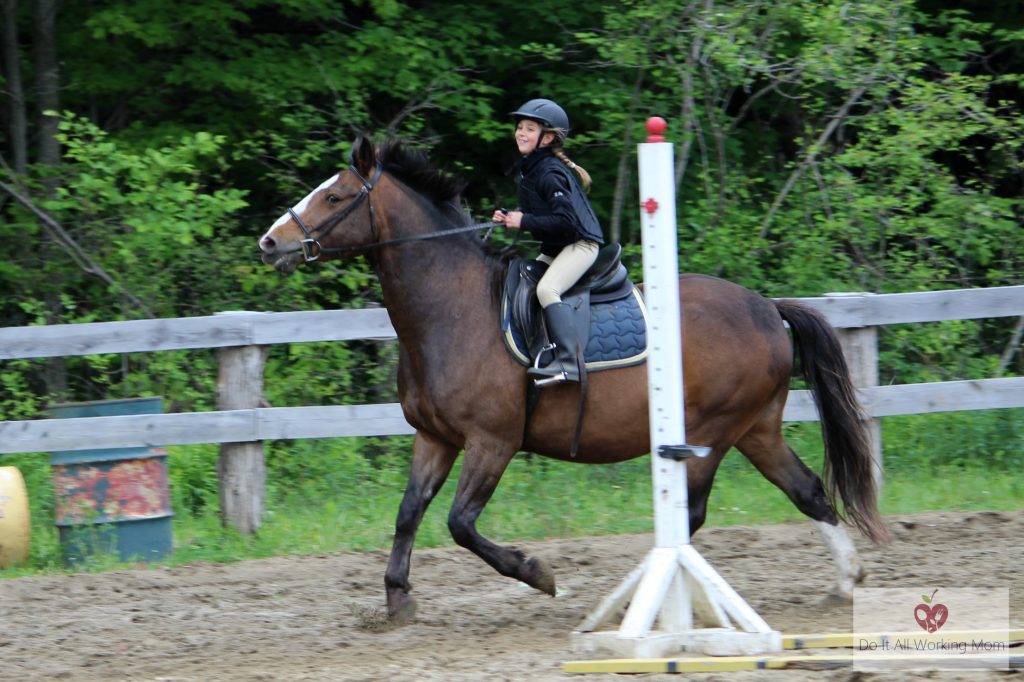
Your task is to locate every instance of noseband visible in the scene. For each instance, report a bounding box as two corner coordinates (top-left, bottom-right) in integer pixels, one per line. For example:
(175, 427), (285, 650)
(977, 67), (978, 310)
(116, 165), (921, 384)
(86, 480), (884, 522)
(289, 164), (384, 262)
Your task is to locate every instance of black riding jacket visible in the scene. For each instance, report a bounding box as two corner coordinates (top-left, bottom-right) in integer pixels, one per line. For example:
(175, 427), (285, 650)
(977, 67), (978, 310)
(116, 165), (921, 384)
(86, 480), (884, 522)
(515, 148), (605, 257)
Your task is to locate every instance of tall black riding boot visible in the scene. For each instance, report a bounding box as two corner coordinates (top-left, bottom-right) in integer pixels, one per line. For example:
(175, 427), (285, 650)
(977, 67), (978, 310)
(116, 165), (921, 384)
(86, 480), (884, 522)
(528, 302), (581, 383)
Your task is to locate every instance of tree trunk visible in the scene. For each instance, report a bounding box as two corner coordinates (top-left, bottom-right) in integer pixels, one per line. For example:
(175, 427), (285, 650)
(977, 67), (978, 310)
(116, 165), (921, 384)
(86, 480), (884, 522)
(2, 0), (28, 173)
(33, 0), (68, 397)
(33, 0), (59, 167)
(609, 68), (645, 244)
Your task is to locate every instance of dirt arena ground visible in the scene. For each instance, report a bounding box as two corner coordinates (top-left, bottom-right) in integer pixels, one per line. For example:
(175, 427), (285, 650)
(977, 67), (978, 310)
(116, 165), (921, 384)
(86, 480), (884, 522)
(1, 508), (1020, 681)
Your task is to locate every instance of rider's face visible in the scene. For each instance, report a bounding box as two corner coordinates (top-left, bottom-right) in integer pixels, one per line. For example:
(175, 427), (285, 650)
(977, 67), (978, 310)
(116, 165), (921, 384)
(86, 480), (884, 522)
(515, 119), (553, 155)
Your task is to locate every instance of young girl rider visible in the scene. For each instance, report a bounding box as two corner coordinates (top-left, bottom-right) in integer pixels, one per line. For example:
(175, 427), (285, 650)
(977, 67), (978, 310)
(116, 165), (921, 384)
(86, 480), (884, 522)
(491, 98), (605, 383)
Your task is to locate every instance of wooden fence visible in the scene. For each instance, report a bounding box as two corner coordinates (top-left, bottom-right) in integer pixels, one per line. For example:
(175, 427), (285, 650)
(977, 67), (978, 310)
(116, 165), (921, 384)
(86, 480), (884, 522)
(1, 285), (1021, 532)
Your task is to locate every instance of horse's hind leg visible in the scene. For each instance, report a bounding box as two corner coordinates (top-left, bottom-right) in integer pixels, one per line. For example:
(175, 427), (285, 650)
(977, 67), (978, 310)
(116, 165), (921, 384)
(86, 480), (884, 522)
(735, 422), (865, 601)
(385, 431), (458, 624)
(447, 438), (556, 597)
(684, 450), (727, 536)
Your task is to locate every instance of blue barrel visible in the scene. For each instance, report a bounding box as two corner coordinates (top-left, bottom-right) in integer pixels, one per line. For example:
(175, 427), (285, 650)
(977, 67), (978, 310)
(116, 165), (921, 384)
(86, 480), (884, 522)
(48, 397), (173, 564)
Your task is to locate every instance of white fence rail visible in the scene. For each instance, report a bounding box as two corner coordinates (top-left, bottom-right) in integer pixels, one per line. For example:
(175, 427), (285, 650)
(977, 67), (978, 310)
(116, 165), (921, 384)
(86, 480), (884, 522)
(1, 376), (1022, 456)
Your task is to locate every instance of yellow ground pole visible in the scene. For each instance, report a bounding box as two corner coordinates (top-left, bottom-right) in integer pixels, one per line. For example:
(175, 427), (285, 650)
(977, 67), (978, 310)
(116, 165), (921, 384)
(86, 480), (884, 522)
(0, 466), (31, 568)
(564, 652), (1021, 674)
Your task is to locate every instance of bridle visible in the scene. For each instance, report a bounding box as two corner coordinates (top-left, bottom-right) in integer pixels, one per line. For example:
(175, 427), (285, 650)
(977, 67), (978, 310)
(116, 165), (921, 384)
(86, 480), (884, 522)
(288, 164), (383, 262)
(287, 164), (496, 262)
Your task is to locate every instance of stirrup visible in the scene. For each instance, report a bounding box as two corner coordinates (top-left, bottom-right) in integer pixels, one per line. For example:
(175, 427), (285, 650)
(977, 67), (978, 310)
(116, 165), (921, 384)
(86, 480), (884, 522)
(532, 370), (569, 386)
(529, 344), (575, 385)
(529, 343), (557, 372)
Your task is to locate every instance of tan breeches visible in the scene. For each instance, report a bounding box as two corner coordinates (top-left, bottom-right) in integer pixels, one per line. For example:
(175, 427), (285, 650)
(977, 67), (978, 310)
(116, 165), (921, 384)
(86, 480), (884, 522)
(536, 240), (600, 308)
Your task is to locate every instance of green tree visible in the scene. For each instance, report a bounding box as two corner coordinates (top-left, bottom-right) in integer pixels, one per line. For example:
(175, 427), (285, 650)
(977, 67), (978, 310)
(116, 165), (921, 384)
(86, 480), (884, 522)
(568, 0), (1021, 295)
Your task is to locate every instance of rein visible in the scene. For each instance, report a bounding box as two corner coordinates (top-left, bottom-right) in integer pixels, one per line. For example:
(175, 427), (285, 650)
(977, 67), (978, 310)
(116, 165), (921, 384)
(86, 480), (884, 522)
(288, 164), (497, 262)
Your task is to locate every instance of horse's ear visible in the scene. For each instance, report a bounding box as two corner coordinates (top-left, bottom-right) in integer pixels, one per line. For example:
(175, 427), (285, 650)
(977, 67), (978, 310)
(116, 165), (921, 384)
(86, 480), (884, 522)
(351, 136), (376, 176)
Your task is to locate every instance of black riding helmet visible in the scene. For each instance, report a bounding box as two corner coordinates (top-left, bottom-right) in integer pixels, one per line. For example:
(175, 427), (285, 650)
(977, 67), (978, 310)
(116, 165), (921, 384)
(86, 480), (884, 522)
(511, 99), (570, 144)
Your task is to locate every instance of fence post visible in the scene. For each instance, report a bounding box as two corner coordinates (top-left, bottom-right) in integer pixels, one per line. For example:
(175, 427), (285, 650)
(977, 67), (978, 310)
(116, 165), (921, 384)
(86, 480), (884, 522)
(825, 293), (883, 494)
(216, 315), (268, 535)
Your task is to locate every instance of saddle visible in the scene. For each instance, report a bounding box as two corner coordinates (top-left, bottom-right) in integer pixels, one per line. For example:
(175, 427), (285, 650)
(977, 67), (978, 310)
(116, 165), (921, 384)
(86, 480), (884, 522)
(501, 244), (649, 372)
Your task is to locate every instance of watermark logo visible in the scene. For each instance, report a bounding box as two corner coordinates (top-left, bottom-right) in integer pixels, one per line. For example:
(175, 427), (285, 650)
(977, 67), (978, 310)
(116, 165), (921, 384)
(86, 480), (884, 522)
(853, 587), (1009, 671)
(914, 589), (948, 633)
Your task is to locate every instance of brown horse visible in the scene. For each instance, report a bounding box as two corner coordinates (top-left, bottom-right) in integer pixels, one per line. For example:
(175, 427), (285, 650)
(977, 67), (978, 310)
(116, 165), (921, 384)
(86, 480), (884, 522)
(258, 137), (889, 624)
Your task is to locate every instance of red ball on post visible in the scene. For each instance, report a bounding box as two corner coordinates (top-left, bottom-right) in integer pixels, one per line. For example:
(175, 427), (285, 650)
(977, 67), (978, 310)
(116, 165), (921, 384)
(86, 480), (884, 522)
(645, 116), (667, 142)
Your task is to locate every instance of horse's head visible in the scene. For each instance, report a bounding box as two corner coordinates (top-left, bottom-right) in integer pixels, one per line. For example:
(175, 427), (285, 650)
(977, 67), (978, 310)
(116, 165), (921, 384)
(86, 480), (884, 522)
(259, 137), (381, 273)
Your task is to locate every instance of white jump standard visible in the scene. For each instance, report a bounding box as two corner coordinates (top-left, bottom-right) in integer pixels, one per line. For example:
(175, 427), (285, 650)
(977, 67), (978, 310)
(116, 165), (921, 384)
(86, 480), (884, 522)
(570, 117), (783, 659)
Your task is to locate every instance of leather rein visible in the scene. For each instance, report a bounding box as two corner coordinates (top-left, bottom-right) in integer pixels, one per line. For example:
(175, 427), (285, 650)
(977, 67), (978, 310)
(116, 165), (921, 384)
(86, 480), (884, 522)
(288, 164), (497, 262)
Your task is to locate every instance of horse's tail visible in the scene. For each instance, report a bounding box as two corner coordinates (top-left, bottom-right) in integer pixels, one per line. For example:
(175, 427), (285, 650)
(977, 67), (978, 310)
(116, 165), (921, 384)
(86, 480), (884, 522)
(775, 299), (891, 544)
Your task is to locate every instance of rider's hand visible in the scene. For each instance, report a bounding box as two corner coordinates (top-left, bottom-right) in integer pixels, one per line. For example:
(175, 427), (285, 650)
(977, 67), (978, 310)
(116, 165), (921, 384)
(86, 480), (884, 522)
(493, 210), (523, 229)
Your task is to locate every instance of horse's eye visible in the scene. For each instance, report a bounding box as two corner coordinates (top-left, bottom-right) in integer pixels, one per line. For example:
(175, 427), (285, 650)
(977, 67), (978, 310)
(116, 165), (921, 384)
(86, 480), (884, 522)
(326, 194), (341, 205)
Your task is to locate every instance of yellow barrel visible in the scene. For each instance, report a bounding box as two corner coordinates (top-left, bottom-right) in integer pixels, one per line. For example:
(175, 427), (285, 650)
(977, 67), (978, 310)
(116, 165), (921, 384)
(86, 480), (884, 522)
(0, 466), (31, 568)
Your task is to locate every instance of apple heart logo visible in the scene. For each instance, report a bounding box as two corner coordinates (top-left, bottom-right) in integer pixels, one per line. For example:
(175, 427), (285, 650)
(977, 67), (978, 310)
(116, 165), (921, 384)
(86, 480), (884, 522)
(914, 589), (949, 633)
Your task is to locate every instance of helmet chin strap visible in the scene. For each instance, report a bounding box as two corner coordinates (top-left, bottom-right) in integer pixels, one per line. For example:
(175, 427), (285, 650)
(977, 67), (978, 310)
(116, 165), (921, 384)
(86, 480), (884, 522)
(531, 129), (553, 154)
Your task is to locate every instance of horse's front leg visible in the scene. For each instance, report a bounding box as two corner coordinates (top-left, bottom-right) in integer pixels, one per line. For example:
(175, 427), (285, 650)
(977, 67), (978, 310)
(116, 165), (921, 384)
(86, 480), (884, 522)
(447, 438), (556, 596)
(385, 430), (458, 624)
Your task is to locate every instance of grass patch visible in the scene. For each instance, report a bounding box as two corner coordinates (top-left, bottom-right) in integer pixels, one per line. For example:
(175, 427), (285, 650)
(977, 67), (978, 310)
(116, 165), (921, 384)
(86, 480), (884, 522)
(4, 454), (1020, 578)
(2, 409), (1021, 577)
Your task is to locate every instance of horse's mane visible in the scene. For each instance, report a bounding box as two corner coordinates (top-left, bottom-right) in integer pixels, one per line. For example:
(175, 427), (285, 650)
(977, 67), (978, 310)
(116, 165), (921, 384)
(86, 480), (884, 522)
(376, 139), (516, 301)
(377, 140), (468, 224)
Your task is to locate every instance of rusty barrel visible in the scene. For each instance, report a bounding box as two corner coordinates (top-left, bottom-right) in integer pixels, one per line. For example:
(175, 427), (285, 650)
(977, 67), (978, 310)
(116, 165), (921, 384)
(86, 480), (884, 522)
(48, 397), (173, 564)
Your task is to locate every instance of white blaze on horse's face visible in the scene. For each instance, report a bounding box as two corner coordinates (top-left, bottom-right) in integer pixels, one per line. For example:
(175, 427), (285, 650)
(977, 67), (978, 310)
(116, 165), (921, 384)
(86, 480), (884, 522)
(259, 172), (342, 274)
(267, 173), (341, 232)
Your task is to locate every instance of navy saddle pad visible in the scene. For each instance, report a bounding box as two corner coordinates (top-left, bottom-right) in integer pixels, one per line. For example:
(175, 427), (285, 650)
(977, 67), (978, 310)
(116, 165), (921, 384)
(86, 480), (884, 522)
(500, 255), (649, 372)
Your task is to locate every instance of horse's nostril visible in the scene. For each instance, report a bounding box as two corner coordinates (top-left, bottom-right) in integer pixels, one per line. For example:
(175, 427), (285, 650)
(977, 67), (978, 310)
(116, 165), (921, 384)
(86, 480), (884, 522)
(259, 236), (275, 252)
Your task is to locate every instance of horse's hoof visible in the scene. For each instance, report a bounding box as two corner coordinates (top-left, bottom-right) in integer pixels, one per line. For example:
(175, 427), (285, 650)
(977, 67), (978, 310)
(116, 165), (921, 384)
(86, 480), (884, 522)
(523, 556), (557, 596)
(853, 565), (867, 584)
(822, 590), (853, 606)
(387, 595), (417, 626)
